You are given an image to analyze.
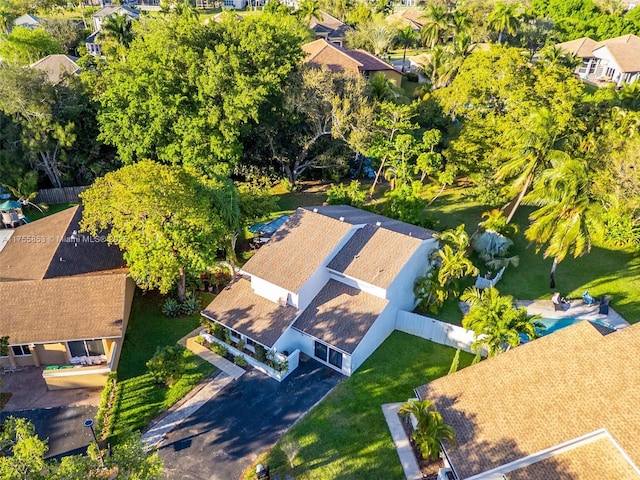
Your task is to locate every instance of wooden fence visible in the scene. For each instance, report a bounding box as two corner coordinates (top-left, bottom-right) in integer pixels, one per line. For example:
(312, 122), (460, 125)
(36, 186), (88, 205)
(396, 310), (484, 356)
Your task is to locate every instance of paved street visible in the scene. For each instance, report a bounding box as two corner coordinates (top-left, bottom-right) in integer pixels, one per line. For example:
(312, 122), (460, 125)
(158, 356), (341, 480)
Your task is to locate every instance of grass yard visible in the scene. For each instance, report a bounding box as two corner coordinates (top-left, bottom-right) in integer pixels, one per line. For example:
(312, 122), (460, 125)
(110, 291), (216, 442)
(425, 188), (640, 324)
(247, 332), (473, 480)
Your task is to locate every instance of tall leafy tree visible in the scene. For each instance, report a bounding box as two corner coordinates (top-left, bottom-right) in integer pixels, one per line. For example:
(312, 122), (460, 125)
(298, 0), (322, 22)
(80, 160), (231, 302)
(0, 26), (63, 64)
(522, 157), (594, 287)
(488, 1), (522, 44)
(96, 12), (307, 177)
(461, 286), (544, 357)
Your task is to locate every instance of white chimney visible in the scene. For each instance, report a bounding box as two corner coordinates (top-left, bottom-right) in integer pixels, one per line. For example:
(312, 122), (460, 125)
(313, 208), (318, 213)
(339, 216), (345, 221)
(376, 221), (381, 226)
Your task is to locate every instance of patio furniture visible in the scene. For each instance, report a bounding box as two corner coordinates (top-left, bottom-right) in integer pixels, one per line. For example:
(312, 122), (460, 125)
(1, 212), (18, 228)
(599, 296), (610, 315)
(474, 266), (506, 290)
(582, 291), (598, 306)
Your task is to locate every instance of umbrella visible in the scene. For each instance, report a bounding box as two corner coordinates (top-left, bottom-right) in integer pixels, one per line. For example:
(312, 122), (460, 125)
(0, 200), (21, 211)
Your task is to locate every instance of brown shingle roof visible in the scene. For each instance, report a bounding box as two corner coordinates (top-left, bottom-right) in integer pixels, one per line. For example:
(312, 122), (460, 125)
(292, 279), (388, 353)
(327, 224), (424, 288)
(0, 206), (126, 282)
(31, 54), (80, 84)
(415, 321), (640, 479)
(241, 208), (353, 293)
(556, 37), (599, 58)
(595, 34), (640, 72)
(201, 278), (299, 348)
(305, 205), (436, 240)
(1, 273), (132, 345)
(302, 39), (397, 74)
(309, 11), (350, 40)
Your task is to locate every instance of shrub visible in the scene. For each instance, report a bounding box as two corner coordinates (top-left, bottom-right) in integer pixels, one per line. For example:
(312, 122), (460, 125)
(180, 293), (200, 315)
(94, 372), (118, 441)
(210, 342), (228, 357)
(146, 345), (185, 386)
(212, 323), (230, 343)
(326, 180), (366, 207)
(405, 72), (419, 82)
(162, 297), (181, 317)
(235, 339), (246, 351)
(194, 335), (205, 345)
(0, 336), (8, 357)
(234, 355), (248, 367)
(254, 344), (267, 363)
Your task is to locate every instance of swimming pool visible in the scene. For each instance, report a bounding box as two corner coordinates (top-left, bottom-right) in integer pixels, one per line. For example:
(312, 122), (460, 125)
(521, 317), (617, 340)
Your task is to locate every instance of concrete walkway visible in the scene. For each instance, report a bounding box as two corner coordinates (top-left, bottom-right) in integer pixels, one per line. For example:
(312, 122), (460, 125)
(517, 300), (630, 329)
(142, 372), (233, 447)
(382, 403), (423, 480)
(179, 329), (246, 380)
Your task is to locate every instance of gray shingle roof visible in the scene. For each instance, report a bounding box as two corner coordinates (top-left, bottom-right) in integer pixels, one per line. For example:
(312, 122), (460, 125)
(415, 321), (640, 479)
(201, 278), (299, 348)
(292, 279), (388, 353)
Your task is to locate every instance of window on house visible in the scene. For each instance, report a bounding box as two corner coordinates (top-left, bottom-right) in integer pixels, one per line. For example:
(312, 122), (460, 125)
(245, 337), (257, 347)
(69, 339), (105, 357)
(223, 0), (234, 6)
(314, 341), (328, 361)
(11, 345), (31, 356)
(328, 348), (342, 369)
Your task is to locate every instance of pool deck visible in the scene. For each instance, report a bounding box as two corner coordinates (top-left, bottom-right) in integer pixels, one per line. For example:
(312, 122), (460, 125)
(517, 299), (630, 330)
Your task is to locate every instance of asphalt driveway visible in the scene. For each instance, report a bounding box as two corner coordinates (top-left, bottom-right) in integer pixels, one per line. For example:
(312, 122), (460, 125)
(158, 355), (341, 480)
(0, 405), (98, 460)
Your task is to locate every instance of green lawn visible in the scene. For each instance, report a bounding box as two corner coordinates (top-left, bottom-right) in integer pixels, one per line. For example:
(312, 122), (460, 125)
(110, 291), (216, 442)
(24, 202), (76, 222)
(425, 188), (640, 324)
(250, 332), (473, 480)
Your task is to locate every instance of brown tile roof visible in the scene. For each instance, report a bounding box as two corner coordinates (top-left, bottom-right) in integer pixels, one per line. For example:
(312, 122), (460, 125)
(415, 321), (640, 479)
(556, 37), (599, 58)
(305, 205), (436, 240)
(241, 208), (353, 293)
(1, 273), (132, 345)
(0, 206), (125, 282)
(327, 224), (424, 288)
(31, 54), (80, 84)
(201, 278), (299, 348)
(292, 279), (388, 353)
(302, 39), (397, 74)
(595, 34), (640, 72)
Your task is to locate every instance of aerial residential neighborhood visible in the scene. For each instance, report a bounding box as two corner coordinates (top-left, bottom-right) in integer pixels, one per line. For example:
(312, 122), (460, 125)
(1, 0), (640, 479)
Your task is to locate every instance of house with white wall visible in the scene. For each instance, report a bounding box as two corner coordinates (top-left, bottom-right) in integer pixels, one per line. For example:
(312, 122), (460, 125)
(85, 5), (140, 57)
(557, 34), (640, 86)
(201, 205), (438, 378)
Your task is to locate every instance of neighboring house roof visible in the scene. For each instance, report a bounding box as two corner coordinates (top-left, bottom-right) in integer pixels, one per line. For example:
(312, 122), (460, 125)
(387, 9), (425, 30)
(201, 278), (299, 348)
(304, 205), (436, 240)
(241, 208), (353, 293)
(327, 223), (424, 288)
(92, 5), (139, 18)
(1, 273), (132, 345)
(415, 321), (640, 479)
(31, 55), (81, 84)
(556, 37), (599, 58)
(593, 34), (640, 72)
(13, 14), (40, 29)
(309, 11), (351, 41)
(292, 279), (388, 353)
(0, 206), (125, 282)
(85, 30), (100, 43)
(302, 39), (398, 75)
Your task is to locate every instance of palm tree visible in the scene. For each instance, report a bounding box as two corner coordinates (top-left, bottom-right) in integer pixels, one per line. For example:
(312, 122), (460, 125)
(399, 399), (455, 461)
(450, 8), (471, 36)
(488, 2), (522, 44)
(368, 23), (394, 57)
(496, 107), (566, 224)
(521, 158), (594, 287)
(537, 45), (580, 70)
(0, 6), (16, 35)
(461, 286), (544, 357)
(369, 72), (399, 102)
(395, 26), (417, 73)
(101, 14), (134, 48)
(416, 45), (453, 89)
(420, 4), (450, 48)
(2, 172), (48, 214)
(298, 0), (322, 23)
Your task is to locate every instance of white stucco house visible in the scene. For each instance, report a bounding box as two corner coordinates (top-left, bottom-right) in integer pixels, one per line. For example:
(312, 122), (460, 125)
(201, 206), (438, 378)
(85, 5), (140, 57)
(557, 34), (640, 86)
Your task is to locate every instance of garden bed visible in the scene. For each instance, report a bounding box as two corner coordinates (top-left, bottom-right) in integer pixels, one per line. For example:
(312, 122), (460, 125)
(398, 412), (444, 479)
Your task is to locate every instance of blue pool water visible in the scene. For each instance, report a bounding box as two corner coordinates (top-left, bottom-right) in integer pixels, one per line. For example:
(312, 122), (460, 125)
(521, 317), (616, 341)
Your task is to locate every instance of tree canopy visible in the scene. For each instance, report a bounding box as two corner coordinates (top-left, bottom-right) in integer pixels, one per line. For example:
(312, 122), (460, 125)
(80, 160), (232, 302)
